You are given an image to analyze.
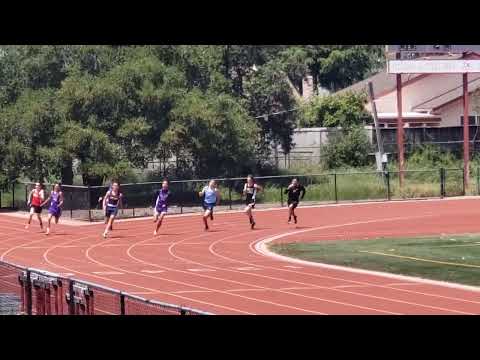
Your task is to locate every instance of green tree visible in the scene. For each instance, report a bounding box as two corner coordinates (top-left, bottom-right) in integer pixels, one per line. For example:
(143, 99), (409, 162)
(299, 45), (384, 93)
(162, 89), (260, 177)
(58, 121), (131, 185)
(0, 88), (65, 183)
(244, 60), (298, 154)
(277, 47), (311, 94)
(0, 116), (29, 188)
(0, 45), (386, 187)
(318, 47), (372, 91)
(299, 91), (371, 128)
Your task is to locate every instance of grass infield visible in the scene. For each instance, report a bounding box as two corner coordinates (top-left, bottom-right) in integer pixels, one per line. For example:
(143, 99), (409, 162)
(270, 234), (480, 287)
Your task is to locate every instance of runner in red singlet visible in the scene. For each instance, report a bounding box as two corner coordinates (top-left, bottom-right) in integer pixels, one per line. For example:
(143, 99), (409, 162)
(25, 182), (45, 230)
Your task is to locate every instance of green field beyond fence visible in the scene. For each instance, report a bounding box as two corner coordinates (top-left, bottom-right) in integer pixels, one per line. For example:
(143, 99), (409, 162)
(0, 167), (476, 221)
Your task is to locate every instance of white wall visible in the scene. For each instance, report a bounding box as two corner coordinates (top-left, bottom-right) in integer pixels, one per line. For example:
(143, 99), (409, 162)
(368, 74), (480, 115)
(438, 95), (480, 126)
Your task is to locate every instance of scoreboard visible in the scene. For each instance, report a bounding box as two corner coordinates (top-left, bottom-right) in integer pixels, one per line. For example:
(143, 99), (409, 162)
(386, 45), (480, 59)
(387, 46), (480, 73)
(387, 45), (480, 54)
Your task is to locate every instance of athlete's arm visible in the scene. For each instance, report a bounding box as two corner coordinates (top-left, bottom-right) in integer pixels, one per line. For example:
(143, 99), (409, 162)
(40, 194), (51, 207)
(215, 189), (221, 206)
(102, 191), (110, 210)
(243, 183), (247, 196)
(255, 184), (263, 192)
(27, 190), (33, 206)
(58, 192), (64, 208)
(198, 186), (206, 197)
(300, 186), (306, 199)
(119, 194), (124, 210)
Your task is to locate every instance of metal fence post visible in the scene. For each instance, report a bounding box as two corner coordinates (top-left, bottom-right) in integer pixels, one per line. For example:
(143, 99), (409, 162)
(180, 182), (184, 214)
(120, 293), (126, 315)
(440, 168), (445, 198)
(26, 270), (32, 315)
(70, 192), (73, 218)
(12, 182), (15, 208)
(228, 180), (232, 210)
(462, 168), (466, 196)
(439, 168), (443, 198)
(280, 185), (284, 207)
(87, 186), (92, 222)
(334, 173), (338, 203)
(68, 280), (75, 315)
(477, 167), (480, 196)
(445, 168), (449, 197)
(386, 171), (391, 201)
(25, 184), (28, 210)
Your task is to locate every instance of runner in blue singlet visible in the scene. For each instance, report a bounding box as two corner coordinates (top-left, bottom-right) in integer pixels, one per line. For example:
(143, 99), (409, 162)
(198, 179), (220, 231)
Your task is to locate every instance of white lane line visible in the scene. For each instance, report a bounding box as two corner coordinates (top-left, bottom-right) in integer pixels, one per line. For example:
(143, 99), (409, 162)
(187, 268), (216, 272)
(234, 267), (262, 271)
(92, 271), (124, 275)
(284, 265), (302, 269)
(330, 285), (372, 289)
(387, 282), (424, 287)
(140, 270), (165, 274)
(1, 274), (19, 278)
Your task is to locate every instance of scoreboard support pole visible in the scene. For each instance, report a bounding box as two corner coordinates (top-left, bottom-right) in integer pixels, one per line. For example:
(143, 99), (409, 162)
(396, 74), (405, 188)
(463, 73), (470, 190)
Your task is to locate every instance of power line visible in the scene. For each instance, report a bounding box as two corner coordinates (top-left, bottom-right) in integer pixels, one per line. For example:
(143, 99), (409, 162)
(254, 108), (299, 119)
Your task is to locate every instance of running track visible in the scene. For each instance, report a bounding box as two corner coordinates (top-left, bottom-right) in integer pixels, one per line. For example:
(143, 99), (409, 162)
(1, 198), (480, 315)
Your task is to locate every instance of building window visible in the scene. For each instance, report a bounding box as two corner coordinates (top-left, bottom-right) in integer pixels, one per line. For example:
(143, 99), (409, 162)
(400, 45), (417, 51)
(460, 116), (477, 126)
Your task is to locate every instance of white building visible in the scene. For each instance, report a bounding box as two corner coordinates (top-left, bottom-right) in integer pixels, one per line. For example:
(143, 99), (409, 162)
(336, 53), (480, 128)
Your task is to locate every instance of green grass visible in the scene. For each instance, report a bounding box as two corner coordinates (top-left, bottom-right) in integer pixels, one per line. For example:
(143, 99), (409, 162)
(0, 183), (26, 208)
(248, 172), (465, 204)
(207, 170), (468, 206)
(270, 234), (480, 287)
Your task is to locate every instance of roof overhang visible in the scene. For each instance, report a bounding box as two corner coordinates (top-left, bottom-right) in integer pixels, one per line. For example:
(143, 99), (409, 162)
(377, 112), (440, 119)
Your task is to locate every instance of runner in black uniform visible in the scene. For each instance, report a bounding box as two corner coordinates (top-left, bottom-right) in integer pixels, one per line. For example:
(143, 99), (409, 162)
(284, 178), (306, 224)
(243, 175), (262, 229)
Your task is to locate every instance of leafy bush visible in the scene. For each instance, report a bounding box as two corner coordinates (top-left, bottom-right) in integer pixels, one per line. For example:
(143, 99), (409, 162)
(323, 125), (373, 169)
(404, 144), (459, 169)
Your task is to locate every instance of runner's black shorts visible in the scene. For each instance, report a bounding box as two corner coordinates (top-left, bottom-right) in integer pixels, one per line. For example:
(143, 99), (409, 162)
(31, 205), (42, 214)
(287, 200), (299, 209)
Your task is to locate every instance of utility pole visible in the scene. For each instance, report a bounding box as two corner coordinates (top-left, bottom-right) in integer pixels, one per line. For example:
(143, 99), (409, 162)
(367, 81), (386, 173)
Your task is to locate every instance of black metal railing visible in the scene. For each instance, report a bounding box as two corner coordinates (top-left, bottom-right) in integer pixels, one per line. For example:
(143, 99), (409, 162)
(0, 168), (475, 221)
(0, 260), (212, 315)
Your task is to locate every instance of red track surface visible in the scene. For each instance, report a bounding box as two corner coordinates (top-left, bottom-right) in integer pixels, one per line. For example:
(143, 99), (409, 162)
(1, 198), (480, 314)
